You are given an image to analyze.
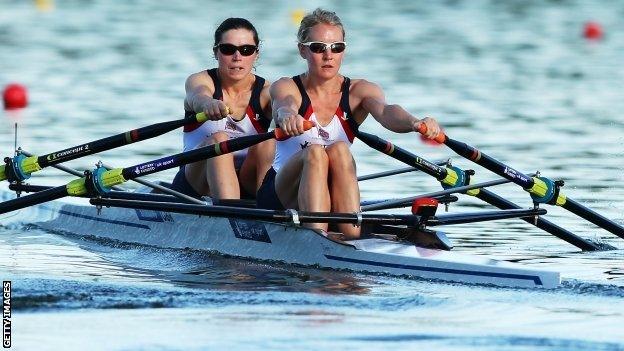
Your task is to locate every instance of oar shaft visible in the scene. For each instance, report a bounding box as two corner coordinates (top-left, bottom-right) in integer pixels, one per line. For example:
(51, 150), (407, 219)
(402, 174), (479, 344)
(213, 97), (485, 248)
(38, 118), (194, 168)
(475, 189), (600, 251)
(443, 137), (535, 188)
(356, 131), (448, 180)
(361, 178), (510, 211)
(0, 122), (315, 215)
(428, 208), (546, 226)
(0, 125), (295, 215)
(562, 199), (624, 239)
(1, 113), (208, 182)
(117, 132), (276, 184)
(358, 130), (602, 251)
(357, 161), (447, 182)
(10, 151), (198, 203)
(0, 186), (67, 214)
(20, 150), (125, 192)
(357, 167), (416, 182)
(100, 162), (205, 205)
(89, 198), (549, 227)
(90, 197), (420, 226)
(422, 125), (624, 240)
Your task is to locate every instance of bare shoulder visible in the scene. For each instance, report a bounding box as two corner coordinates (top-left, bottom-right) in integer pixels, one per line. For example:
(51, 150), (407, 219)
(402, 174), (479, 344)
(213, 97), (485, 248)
(349, 79), (386, 122)
(350, 78), (384, 98)
(269, 77), (299, 97)
(185, 70), (214, 91)
(271, 76), (297, 89)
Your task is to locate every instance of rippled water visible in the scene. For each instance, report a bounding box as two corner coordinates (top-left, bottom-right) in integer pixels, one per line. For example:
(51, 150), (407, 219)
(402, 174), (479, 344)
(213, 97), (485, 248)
(1, 0), (624, 350)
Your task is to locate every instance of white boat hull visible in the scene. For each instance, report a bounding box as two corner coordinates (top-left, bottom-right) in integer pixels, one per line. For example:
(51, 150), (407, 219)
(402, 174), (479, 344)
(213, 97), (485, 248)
(0, 189), (560, 288)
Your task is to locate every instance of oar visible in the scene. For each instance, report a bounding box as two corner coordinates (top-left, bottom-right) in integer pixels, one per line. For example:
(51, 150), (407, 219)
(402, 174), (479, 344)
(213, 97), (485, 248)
(17, 150), (207, 204)
(356, 130), (601, 251)
(18, 150), (125, 192)
(100, 162), (205, 205)
(357, 167), (417, 181)
(90, 197), (546, 227)
(361, 195), (458, 208)
(0, 121), (313, 215)
(357, 162), (446, 182)
(361, 177), (510, 211)
(418, 125), (624, 240)
(0, 111), (218, 183)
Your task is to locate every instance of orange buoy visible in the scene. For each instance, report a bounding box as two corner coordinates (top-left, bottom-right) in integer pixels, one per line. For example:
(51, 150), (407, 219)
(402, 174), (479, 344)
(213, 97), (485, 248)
(3, 83), (28, 110)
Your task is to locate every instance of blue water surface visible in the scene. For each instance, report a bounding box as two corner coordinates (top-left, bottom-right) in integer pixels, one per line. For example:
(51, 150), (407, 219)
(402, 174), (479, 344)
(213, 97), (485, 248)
(1, 0), (624, 350)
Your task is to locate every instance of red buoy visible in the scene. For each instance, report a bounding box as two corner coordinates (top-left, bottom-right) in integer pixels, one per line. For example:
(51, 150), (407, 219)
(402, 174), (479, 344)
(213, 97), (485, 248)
(3, 83), (28, 110)
(583, 21), (603, 40)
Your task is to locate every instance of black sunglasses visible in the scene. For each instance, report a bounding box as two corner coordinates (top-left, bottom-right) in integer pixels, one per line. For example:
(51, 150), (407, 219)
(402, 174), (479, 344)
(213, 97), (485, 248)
(300, 41), (346, 54)
(214, 43), (258, 56)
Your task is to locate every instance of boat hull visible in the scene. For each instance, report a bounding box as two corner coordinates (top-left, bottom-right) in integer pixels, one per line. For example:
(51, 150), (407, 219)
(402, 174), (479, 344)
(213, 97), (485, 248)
(0, 189), (560, 288)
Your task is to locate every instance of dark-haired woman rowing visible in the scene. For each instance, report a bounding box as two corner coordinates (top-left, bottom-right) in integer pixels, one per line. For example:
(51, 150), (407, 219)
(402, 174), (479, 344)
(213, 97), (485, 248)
(171, 18), (273, 200)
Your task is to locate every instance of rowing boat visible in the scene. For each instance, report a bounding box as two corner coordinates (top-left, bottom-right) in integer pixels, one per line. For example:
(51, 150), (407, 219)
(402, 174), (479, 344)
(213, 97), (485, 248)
(4, 113), (621, 291)
(0, 185), (560, 289)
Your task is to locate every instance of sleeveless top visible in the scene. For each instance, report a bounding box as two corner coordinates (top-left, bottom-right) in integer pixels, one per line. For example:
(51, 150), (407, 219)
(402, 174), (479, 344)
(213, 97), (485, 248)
(182, 68), (270, 165)
(272, 75), (359, 172)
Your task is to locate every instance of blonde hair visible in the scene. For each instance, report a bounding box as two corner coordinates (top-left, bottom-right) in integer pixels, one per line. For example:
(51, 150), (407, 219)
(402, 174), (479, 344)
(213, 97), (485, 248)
(297, 8), (345, 43)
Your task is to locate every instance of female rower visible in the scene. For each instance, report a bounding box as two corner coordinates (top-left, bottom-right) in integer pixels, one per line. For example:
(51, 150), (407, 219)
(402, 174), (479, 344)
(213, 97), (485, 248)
(171, 18), (273, 200)
(257, 8), (441, 239)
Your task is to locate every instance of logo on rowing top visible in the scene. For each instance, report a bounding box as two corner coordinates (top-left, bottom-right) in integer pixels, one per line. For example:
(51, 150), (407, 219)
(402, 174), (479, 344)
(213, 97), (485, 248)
(317, 127), (330, 140)
(225, 119), (239, 132)
(300, 141), (310, 149)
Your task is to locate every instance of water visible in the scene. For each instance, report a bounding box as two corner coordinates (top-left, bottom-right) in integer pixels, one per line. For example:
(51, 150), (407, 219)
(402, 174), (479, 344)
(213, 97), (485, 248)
(1, 0), (624, 350)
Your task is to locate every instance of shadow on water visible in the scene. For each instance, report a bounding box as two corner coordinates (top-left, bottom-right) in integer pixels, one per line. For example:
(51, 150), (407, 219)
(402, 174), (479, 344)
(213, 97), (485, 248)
(10, 273), (439, 312)
(73, 234), (376, 295)
(4, 230), (392, 311)
(343, 334), (624, 351)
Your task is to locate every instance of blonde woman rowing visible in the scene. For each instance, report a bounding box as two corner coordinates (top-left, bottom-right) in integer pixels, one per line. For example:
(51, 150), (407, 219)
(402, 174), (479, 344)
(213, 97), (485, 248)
(257, 8), (441, 239)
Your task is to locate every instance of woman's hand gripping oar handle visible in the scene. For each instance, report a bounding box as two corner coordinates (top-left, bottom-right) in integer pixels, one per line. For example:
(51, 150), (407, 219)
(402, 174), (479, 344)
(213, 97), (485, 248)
(417, 123), (447, 144)
(274, 120), (315, 141)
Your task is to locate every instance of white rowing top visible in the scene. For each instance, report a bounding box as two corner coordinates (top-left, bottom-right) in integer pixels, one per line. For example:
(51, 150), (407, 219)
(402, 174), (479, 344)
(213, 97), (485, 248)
(272, 75), (357, 172)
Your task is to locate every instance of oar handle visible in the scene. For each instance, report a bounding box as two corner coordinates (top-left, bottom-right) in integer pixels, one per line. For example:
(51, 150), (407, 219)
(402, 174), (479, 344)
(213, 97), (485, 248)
(274, 120), (315, 141)
(417, 122), (447, 144)
(194, 105), (232, 122)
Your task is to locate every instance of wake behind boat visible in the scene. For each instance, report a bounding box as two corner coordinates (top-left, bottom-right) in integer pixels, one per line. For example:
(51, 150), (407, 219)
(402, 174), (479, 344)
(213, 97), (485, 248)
(0, 185), (560, 289)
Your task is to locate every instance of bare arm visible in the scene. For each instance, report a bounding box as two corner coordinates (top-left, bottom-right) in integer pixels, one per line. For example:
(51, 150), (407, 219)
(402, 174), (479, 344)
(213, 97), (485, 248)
(184, 71), (229, 120)
(356, 80), (440, 138)
(270, 77), (307, 136)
